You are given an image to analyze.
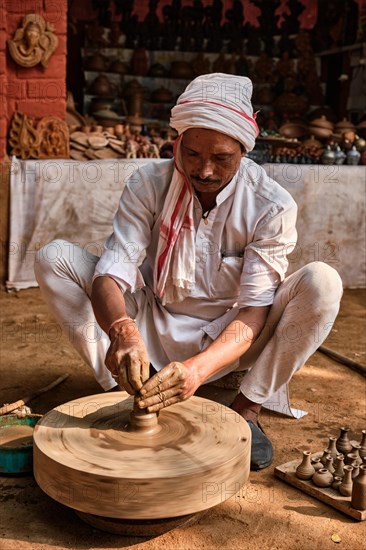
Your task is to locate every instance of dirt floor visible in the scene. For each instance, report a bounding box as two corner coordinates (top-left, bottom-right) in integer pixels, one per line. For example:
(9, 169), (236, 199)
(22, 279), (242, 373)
(0, 286), (365, 550)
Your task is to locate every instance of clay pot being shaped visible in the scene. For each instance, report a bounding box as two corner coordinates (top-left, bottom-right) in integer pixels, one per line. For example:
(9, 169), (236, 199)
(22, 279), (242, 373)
(351, 465), (366, 510)
(89, 75), (116, 97)
(312, 468), (333, 488)
(296, 451), (316, 480)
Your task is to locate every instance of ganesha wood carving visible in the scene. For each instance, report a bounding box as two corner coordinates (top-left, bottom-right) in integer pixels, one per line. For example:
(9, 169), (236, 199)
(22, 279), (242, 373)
(7, 14), (58, 68)
(9, 112), (69, 160)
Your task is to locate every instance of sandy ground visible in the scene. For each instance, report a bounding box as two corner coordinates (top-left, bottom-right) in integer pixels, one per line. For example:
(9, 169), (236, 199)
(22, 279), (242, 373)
(0, 287), (365, 550)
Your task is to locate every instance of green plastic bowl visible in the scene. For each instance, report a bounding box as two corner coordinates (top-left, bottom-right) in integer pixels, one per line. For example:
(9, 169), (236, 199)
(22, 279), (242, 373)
(0, 414), (42, 474)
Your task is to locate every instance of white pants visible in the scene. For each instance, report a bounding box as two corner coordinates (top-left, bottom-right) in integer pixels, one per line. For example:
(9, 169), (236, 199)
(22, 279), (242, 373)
(34, 240), (343, 402)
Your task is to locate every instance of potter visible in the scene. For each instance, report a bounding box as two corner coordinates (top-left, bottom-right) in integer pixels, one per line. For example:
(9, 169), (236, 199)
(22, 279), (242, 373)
(35, 73), (343, 471)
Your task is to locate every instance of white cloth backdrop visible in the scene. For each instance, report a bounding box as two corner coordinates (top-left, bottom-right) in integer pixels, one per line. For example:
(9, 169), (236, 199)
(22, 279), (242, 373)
(8, 157), (366, 291)
(9, 157), (366, 418)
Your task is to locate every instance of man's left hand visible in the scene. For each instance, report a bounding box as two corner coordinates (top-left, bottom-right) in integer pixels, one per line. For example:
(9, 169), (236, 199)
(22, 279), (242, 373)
(135, 361), (201, 413)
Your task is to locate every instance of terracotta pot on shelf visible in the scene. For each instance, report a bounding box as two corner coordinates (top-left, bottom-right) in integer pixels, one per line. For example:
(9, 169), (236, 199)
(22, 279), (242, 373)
(334, 117), (356, 134)
(88, 74), (116, 97)
(279, 121), (307, 139)
(307, 125), (333, 140)
(150, 87), (173, 103)
(131, 48), (149, 76)
(84, 53), (108, 72)
(93, 109), (123, 128)
(89, 97), (114, 114)
(302, 135), (323, 149)
(109, 60), (129, 75)
(170, 61), (194, 79)
(310, 115), (334, 131)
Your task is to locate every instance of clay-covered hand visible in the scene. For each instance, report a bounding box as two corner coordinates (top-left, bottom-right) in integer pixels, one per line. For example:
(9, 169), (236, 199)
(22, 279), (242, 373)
(105, 321), (150, 394)
(136, 361), (201, 413)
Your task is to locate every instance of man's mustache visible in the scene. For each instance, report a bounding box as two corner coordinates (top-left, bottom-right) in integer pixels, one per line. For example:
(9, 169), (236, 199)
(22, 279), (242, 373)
(191, 176), (221, 184)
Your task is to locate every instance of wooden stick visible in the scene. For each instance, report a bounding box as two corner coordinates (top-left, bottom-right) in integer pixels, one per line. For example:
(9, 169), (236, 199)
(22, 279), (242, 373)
(318, 345), (366, 377)
(0, 374), (69, 416)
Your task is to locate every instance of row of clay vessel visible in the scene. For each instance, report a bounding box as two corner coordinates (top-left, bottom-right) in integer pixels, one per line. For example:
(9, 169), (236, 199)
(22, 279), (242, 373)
(295, 428), (366, 510)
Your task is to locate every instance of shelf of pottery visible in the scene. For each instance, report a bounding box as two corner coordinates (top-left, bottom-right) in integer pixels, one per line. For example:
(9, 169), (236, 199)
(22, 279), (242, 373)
(82, 47), (251, 128)
(81, 45), (323, 132)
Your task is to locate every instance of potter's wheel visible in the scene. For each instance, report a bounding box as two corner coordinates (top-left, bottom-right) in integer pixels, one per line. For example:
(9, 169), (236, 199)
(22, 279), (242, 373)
(33, 393), (250, 534)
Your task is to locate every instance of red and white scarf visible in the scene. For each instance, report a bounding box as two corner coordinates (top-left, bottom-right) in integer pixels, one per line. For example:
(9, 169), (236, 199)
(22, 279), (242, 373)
(154, 73), (259, 304)
(154, 136), (195, 305)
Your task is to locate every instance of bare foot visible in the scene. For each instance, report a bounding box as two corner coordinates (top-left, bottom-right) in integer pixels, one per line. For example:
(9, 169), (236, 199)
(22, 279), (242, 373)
(230, 393), (261, 425)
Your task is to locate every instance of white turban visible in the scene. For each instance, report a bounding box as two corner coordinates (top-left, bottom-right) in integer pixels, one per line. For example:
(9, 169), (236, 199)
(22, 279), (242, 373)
(170, 73), (259, 152)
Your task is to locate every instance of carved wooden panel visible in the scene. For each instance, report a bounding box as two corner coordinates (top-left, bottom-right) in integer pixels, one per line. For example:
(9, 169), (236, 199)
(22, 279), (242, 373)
(9, 112), (69, 159)
(7, 14), (58, 68)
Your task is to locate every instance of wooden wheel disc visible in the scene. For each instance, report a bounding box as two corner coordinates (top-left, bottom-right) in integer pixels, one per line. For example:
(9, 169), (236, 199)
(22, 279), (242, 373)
(33, 393), (251, 519)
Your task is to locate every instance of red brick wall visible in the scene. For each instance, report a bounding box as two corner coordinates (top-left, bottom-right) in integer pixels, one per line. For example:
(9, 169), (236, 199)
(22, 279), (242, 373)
(0, 0), (67, 160)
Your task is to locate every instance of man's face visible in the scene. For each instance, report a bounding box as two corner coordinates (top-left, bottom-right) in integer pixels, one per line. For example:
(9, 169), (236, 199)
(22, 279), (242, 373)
(180, 128), (245, 195)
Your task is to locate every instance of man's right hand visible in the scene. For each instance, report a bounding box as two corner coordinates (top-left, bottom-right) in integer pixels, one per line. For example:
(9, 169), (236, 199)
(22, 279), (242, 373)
(105, 320), (150, 394)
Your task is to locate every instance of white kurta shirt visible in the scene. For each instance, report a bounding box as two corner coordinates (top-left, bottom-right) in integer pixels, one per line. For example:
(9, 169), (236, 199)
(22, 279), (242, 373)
(94, 158), (298, 372)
